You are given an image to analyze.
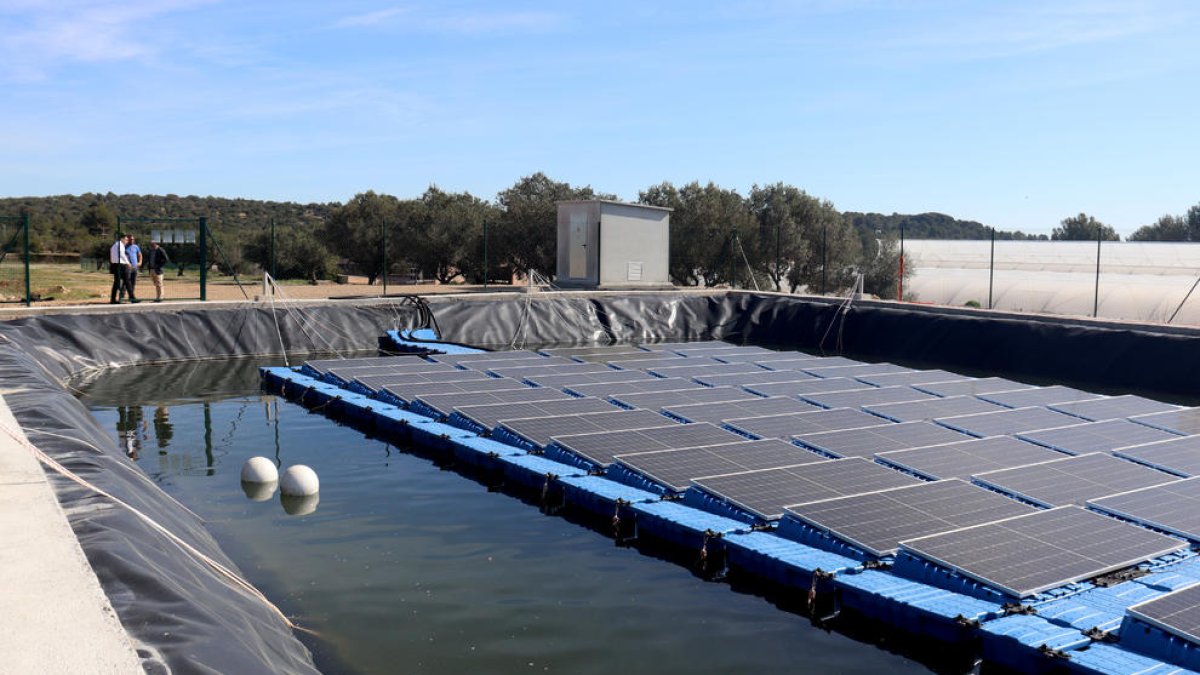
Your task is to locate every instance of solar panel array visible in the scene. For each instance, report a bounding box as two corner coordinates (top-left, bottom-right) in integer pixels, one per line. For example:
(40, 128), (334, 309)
(899, 506), (1188, 597)
(645, 362), (771, 379)
(936, 407), (1083, 438)
(614, 439), (826, 492)
(693, 369), (819, 387)
(690, 457), (923, 521)
(326, 361), (459, 382)
(497, 409), (677, 448)
(1048, 395), (1182, 421)
(362, 372), (507, 395)
(802, 363), (914, 379)
(853, 369), (971, 388)
(661, 397), (817, 424)
(801, 386), (937, 410)
(303, 355), (427, 373)
(538, 346), (648, 358)
(1114, 436), (1200, 477)
(360, 369), (493, 391)
(564, 378), (704, 398)
(523, 370), (654, 388)
(1089, 477), (1200, 543)
(550, 422), (744, 467)
(785, 479), (1036, 557)
(794, 421), (971, 459)
(972, 452), (1180, 507)
(1131, 409), (1200, 436)
(875, 436), (1067, 480)
(1127, 583), (1200, 647)
(864, 395), (1006, 423)
(489, 362), (614, 379)
(611, 386), (761, 410)
(1016, 419), (1181, 455)
(725, 408), (891, 440)
(979, 385), (1106, 409)
(913, 377), (1032, 397)
(744, 377), (875, 398)
(452, 397), (620, 430)
(415, 387), (573, 417)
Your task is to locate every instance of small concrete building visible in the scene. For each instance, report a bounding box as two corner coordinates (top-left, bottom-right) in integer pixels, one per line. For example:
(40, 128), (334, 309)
(556, 200), (672, 289)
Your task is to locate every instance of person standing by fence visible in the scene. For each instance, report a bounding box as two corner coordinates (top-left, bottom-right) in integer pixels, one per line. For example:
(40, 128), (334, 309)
(109, 233), (131, 304)
(126, 235), (143, 302)
(147, 240), (170, 302)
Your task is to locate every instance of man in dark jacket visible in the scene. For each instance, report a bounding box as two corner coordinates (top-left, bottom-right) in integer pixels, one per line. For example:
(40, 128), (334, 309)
(146, 240), (171, 302)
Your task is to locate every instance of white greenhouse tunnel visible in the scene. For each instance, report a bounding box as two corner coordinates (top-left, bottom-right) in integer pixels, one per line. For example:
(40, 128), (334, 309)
(901, 240), (1200, 325)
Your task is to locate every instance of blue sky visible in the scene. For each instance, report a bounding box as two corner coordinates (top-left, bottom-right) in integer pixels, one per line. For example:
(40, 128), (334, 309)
(1, 1), (1197, 236)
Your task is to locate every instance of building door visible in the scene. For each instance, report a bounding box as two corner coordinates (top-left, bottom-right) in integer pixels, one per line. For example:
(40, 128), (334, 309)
(569, 212), (589, 279)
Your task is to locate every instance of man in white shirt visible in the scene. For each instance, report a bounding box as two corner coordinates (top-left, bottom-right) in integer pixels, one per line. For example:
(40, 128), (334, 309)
(109, 234), (134, 304)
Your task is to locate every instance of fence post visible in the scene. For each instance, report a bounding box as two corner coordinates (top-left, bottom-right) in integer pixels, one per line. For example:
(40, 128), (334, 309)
(381, 219), (388, 296)
(22, 213), (31, 307)
(988, 227), (995, 310)
(270, 218), (277, 281)
(1094, 226), (1102, 318)
(483, 220), (489, 290)
(199, 217), (208, 301)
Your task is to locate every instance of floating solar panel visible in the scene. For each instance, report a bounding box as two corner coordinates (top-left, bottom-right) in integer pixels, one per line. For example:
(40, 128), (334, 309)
(564, 378), (704, 398)
(794, 421), (971, 459)
(1090, 477), (1200, 544)
(414, 387), (573, 418)
(875, 437), (1068, 480)
(1126, 582), (1200, 647)
(757, 356), (859, 370)
(864, 395), (1006, 423)
(972, 453), (1180, 507)
(801, 386), (936, 410)
(725, 408), (891, 440)
(1016, 419), (1181, 455)
(936, 406), (1084, 438)
(550, 422), (744, 467)
(538, 346), (646, 358)
(744, 377), (876, 398)
(357, 369), (494, 391)
(600, 355), (695, 367)
(661, 397), (818, 424)
(614, 439), (826, 492)
(325, 361), (459, 382)
(803, 363), (914, 379)
(1114, 436), (1200, 477)
(610, 386), (761, 411)
(462, 356), (580, 372)
(678, 346), (776, 359)
(978, 385), (1106, 409)
(452, 398), (621, 431)
(635, 341), (737, 352)
(1131, 408), (1200, 436)
(374, 378), (530, 401)
(913, 377), (1033, 398)
(689, 457), (922, 521)
(522, 370), (654, 388)
(1047, 395), (1183, 422)
(693, 369), (820, 387)
(646, 363), (771, 379)
(496, 409), (677, 448)
(898, 506), (1187, 598)
(854, 369), (972, 388)
(785, 479), (1036, 557)
(302, 355), (424, 373)
(488, 362), (614, 379)
(434, 351), (544, 364)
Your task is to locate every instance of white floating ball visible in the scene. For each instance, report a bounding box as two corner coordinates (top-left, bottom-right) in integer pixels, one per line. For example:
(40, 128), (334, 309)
(240, 456), (278, 483)
(280, 464), (320, 496)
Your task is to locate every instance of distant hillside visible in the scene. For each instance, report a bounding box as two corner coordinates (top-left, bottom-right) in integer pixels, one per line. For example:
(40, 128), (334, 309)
(843, 211), (1047, 240)
(0, 193), (336, 252)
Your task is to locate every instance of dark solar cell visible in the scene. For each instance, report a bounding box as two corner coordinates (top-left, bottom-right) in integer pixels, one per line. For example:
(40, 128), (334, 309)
(564, 378), (704, 399)
(913, 377), (1033, 397)
(744, 377), (876, 398)
(452, 398), (620, 430)
(803, 363), (914, 379)
(864, 396), (1006, 423)
(936, 407), (1083, 437)
(614, 439), (827, 492)
(785, 479), (1036, 557)
(1131, 408), (1200, 436)
(875, 436), (1067, 480)
(899, 506), (1186, 598)
(661, 397), (818, 424)
(802, 386), (936, 410)
(978, 385), (1105, 409)
(497, 409), (678, 448)
(522, 370), (654, 388)
(1016, 419), (1181, 455)
(694, 370), (820, 387)
(1114, 436), (1200, 477)
(853, 370), (970, 388)
(415, 387), (572, 417)
(1048, 395), (1182, 422)
(1127, 581), (1200, 646)
(972, 452), (1180, 507)
(726, 408), (891, 440)
(488, 362), (614, 379)
(794, 421), (971, 459)
(611, 386), (760, 411)
(1089, 477), (1200, 544)
(550, 423), (743, 466)
(689, 457), (922, 521)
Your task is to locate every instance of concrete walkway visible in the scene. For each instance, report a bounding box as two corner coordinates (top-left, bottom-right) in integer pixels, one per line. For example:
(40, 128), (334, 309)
(0, 395), (142, 674)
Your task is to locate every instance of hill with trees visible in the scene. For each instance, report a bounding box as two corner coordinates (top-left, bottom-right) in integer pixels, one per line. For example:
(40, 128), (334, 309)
(841, 211), (1047, 240)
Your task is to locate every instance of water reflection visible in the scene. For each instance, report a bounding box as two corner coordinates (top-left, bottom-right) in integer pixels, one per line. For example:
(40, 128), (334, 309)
(280, 493), (319, 516)
(241, 480), (278, 502)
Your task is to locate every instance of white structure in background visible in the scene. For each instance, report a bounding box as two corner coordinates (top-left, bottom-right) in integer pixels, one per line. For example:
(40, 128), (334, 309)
(556, 200), (672, 289)
(904, 240), (1200, 324)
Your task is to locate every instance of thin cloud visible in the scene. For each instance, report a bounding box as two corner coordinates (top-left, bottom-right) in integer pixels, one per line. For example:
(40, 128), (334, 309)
(334, 7), (409, 28)
(333, 5), (565, 35)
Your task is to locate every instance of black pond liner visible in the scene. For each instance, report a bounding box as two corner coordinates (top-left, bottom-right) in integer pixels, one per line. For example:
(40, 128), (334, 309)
(0, 290), (1197, 673)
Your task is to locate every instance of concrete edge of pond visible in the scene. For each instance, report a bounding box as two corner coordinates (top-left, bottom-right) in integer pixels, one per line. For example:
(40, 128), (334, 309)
(0, 394), (142, 674)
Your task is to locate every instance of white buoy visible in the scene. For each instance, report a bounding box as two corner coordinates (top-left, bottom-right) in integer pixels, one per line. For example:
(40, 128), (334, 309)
(280, 464), (320, 496)
(241, 456), (279, 483)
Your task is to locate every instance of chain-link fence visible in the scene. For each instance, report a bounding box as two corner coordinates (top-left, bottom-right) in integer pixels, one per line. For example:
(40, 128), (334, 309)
(0, 214), (30, 306)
